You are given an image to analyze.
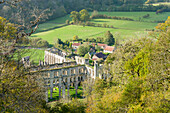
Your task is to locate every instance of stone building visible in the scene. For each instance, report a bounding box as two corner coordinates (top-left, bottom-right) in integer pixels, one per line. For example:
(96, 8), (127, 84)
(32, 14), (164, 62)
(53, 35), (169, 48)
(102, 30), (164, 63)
(31, 48), (111, 102)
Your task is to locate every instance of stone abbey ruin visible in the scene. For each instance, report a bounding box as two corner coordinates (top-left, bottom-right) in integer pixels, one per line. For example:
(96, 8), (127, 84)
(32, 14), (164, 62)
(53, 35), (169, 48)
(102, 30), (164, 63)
(29, 48), (110, 102)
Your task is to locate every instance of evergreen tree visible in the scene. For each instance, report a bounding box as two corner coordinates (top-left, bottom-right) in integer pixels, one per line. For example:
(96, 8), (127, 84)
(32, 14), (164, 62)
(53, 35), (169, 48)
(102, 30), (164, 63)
(104, 31), (115, 45)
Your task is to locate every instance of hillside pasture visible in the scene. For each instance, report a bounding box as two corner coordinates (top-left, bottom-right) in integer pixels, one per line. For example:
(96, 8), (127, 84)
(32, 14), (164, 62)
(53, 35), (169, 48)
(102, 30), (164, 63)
(35, 12), (169, 33)
(36, 15), (71, 33)
(32, 24), (147, 44)
(91, 19), (157, 30)
(31, 11), (169, 44)
(32, 19), (157, 44)
(96, 12), (170, 22)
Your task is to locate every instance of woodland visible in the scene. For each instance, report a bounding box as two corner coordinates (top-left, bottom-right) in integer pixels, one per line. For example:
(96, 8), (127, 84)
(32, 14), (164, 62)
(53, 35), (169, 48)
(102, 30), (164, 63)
(0, 0), (170, 113)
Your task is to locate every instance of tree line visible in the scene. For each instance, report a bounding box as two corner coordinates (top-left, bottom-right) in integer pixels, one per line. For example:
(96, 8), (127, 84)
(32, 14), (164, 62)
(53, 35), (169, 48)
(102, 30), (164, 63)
(0, 0), (170, 26)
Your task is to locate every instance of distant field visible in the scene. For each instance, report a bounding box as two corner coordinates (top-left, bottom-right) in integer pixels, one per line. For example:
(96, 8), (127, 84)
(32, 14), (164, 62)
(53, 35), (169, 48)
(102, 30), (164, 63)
(35, 15), (71, 32)
(31, 11), (169, 44)
(32, 19), (157, 44)
(35, 12), (169, 33)
(32, 24), (146, 44)
(97, 12), (170, 22)
(91, 19), (157, 30)
(149, 2), (170, 6)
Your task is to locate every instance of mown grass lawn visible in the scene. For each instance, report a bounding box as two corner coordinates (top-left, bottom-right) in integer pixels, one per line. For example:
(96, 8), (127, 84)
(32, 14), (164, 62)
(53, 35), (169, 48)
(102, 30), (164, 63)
(14, 49), (45, 65)
(48, 86), (83, 102)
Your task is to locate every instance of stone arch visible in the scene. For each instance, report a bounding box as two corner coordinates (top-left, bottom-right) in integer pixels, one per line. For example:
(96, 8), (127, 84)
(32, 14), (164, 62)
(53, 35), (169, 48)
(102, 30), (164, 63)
(53, 80), (55, 84)
(48, 73), (50, 78)
(78, 76), (81, 81)
(81, 68), (84, 73)
(65, 70), (68, 75)
(79, 68), (81, 73)
(71, 69), (74, 74)
(54, 72), (57, 78)
(73, 69), (76, 74)
(48, 80), (50, 84)
(70, 78), (73, 83)
(81, 76), (84, 81)
(57, 71), (59, 76)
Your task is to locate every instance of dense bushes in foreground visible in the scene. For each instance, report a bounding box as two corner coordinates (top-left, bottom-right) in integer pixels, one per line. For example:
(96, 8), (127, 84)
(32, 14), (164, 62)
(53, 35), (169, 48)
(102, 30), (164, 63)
(86, 17), (170, 113)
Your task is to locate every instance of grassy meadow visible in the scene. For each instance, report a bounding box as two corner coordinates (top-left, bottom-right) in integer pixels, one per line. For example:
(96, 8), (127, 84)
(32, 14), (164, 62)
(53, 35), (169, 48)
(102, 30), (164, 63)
(150, 2), (170, 6)
(32, 24), (148, 44)
(16, 49), (45, 65)
(48, 86), (83, 102)
(96, 12), (170, 22)
(31, 11), (170, 44)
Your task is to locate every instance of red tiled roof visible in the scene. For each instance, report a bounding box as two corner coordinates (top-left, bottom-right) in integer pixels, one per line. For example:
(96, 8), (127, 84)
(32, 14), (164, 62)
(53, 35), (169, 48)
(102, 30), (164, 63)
(72, 43), (81, 46)
(104, 46), (115, 51)
(92, 58), (97, 60)
(97, 43), (107, 47)
(91, 43), (96, 47)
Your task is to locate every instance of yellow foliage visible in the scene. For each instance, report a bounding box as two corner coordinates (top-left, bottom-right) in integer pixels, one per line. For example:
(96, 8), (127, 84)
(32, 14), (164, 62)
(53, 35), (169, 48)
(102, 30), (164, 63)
(155, 16), (170, 31)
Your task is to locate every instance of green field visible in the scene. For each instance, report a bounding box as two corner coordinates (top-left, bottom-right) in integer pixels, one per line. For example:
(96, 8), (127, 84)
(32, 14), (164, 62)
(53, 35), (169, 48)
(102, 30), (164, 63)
(91, 19), (157, 30)
(18, 49), (45, 65)
(35, 12), (169, 33)
(31, 12), (170, 44)
(32, 20), (156, 44)
(149, 2), (170, 6)
(96, 12), (170, 22)
(48, 86), (83, 102)
(35, 15), (71, 33)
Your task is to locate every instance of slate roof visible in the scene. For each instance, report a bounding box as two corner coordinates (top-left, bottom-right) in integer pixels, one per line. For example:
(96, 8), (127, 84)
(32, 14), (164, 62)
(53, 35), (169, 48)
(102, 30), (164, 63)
(94, 52), (107, 59)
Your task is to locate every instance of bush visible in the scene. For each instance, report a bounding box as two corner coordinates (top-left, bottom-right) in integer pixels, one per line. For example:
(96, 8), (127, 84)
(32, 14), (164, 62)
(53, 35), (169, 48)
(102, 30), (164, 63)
(36, 40), (49, 48)
(30, 38), (41, 47)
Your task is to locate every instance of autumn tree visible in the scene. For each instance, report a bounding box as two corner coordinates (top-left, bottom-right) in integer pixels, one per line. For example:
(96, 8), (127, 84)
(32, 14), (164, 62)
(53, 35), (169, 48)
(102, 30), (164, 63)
(79, 9), (90, 22)
(86, 18), (170, 112)
(84, 53), (90, 59)
(66, 19), (70, 25)
(0, 16), (47, 112)
(73, 35), (79, 41)
(70, 11), (80, 24)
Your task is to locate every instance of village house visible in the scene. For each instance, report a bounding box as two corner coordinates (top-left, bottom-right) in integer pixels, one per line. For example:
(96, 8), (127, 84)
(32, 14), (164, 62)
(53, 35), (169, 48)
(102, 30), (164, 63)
(72, 43), (81, 50)
(104, 46), (115, 53)
(97, 43), (108, 49)
(92, 52), (107, 61)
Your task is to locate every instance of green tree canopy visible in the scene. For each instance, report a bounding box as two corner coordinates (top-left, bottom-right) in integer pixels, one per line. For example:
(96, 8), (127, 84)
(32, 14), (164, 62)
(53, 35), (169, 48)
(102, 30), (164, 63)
(77, 46), (88, 56)
(37, 40), (49, 48)
(104, 31), (115, 46)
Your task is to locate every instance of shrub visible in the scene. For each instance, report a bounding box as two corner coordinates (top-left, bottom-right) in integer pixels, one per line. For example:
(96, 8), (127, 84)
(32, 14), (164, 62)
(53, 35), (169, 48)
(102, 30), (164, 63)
(36, 40), (49, 48)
